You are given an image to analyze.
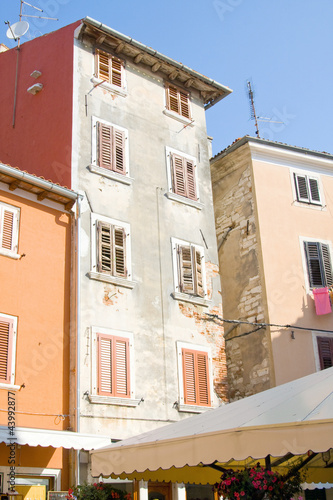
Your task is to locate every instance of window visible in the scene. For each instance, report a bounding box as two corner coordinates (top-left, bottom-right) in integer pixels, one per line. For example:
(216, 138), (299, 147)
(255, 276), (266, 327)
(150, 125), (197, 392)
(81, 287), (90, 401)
(177, 342), (212, 410)
(165, 148), (201, 208)
(165, 83), (191, 120)
(89, 214), (134, 289)
(97, 332), (130, 397)
(293, 173), (321, 205)
(171, 238), (208, 305)
(304, 241), (333, 288)
(95, 49), (125, 89)
(316, 336), (333, 370)
(0, 202), (20, 258)
(90, 117), (130, 183)
(90, 327), (138, 406)
(0, 314), (17, 387)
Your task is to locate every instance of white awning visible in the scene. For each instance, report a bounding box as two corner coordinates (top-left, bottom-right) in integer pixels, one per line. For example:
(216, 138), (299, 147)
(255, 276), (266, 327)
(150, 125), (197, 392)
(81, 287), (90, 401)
(0, 427), (111, 450)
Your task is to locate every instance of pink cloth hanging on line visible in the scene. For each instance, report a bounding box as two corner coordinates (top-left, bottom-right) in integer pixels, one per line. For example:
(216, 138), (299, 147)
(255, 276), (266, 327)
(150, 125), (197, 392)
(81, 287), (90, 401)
(313, 287), (332, 315)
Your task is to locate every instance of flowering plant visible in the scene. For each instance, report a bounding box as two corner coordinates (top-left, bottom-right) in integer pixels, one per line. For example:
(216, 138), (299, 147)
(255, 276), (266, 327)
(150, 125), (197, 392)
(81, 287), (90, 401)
(213, 463), (303, 499)
(67, 482), (132, 500)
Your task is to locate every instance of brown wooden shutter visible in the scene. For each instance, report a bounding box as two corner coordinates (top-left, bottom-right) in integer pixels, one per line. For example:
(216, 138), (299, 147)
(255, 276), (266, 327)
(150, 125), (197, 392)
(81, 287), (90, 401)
(178, 244), (194, 294)
(166, 85), (179, 114)
(0, 317), (14, 384)
(317, 337), (333, 370)
(111, 58), (122, 87)
(113, 129), (126, 174)
(1, 210), (14, 251)
(179, 89), (190, 119)
(97, 50), (110, 82)
(113, 226), (127, 277)
(182, 348), (210, 406)
(193, 248), (204, 297)
(184, 159), (197, 200)
(97, 221), (112, 273)
(171, 154), (186, 196)
(98, 122), (113, 170)
(97, 334), (130, 397)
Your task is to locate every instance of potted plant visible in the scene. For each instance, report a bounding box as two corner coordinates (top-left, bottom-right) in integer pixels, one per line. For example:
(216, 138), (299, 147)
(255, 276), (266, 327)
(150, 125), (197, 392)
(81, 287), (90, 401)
(67, 482), (132, 500)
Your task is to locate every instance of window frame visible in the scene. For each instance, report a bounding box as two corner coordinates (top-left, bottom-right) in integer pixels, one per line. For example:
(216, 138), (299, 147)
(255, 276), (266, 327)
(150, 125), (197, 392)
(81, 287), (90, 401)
(93, 49), (127, 96)
(290, 170), (324, 208)
(0, 313), (18, 390)
(301, 237), (333, 290)
(163, 83), (193, 125)
(0, 202), (20, 259)
(171, 237), (208, 306)
(176, 341), (213, 412)
(90, 117), (131, 185)
(88, 213), (135, 289)
(165, 147), (202, 209)
(312, 332), (333, 371)
(90, 326), (139, 406)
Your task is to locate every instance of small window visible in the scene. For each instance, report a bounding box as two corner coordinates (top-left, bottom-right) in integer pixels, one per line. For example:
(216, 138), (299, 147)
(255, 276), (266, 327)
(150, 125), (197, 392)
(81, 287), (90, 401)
(0, 202), (20, 256)
(304, 241), (333, 288)
(97, 122), (126, 174)
(95, 49), (124, 89)
(294, 173), (321, 205)
(165, 83), (191, 120)
(0, 314), (17, 386)
(170, 152), (197, 201)
(177, 342), (212, 410)
(97, 333), (130, 397)
(172, 238), (206, 300)
(317, 336), (333, 370)
(89, 214), (134, 288)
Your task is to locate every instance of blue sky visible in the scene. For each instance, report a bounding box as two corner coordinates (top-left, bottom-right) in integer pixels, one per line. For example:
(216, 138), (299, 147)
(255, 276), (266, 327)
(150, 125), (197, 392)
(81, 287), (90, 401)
(2, 0), (333, 156)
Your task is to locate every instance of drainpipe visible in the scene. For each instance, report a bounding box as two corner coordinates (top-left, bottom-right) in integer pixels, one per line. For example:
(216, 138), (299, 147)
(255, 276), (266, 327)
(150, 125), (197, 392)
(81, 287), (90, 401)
(76, 196), (82, 486)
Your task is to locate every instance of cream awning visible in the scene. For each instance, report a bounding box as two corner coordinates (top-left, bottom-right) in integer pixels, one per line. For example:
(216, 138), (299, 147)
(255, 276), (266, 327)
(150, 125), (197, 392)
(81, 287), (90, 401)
(91, 367), (333, 484)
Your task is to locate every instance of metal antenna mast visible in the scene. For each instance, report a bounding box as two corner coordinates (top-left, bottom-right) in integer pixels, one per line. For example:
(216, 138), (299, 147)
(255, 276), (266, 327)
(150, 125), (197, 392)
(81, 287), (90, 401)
(247, 81), (260, 138)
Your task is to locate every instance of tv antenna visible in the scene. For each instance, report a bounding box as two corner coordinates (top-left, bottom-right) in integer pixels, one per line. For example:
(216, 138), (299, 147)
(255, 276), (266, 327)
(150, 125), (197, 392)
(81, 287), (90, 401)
(247, 80), (284, 139)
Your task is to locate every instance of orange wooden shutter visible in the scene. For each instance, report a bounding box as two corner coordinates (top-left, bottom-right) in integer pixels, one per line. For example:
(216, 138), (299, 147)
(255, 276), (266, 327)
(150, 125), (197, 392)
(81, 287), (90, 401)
(1, 210), (14, 251)
(111, 58), (122, 87)
(166, 85), (179, 114)
(97, 334), (130, 397)
(98, 122), (113, 170)
(113, 226), (127, 277)
(0, 317), (14, 384)
(179, 89), (190, 119)
(182, 348), (210, 406)
(97, 50), (110, 82)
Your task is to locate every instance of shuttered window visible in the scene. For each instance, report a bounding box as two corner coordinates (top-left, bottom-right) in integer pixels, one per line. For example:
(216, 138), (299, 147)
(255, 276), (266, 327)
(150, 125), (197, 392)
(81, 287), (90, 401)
(166, 84), (191, 119)
(97, 122), (126, 174)
(0, 316), (15, 384)
(294, 174), (321, 205)
(97, 221), (127, 278)
(182, 348), (210, 406)
(97, 333), (130, 397)
(304, 241), (333, 288)
(96, 50), (123, 88)
(170, 153), (197, 200)
(0, 203), (19, 254)
(317, 337), (333, 370)
(177, 244), (204, 297)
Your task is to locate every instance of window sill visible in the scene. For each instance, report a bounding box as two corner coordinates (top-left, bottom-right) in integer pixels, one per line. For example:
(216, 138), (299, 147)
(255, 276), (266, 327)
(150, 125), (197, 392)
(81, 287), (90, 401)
(88, 164), (133, 185)
(166, 191), (203, 210)
(88, 394), (141, 407)
(0, 383), (20, 391)
(177, 403), (212, 413)
(91, 77), (127, 97)
(88, 271), (136, 289)
(172, 292), (210, 307)
(293, 200), (324, 210)
(163, 109), (194, 126)
(0, 249), (20, 260)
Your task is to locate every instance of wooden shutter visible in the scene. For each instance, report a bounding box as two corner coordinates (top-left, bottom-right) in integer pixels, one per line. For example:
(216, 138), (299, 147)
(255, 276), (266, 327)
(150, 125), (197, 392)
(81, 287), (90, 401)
(179, 89), (190, 119)
(97, 50), (110, 82)
(97, 221), (112, 273)
(193, 248), (204, 297)
(166, 84), (190, 119)
(98, 122), (113, 170)
(182, 349), (210, 406)
(294, 174), (309, 202)
(113, 128), (126, 174)
(110, 57), (122, 87)
(97, 334), (130, 397)
(1, 209), (14, 251)
(0, 317), (14, 384)
(308, 177), (321, 204)
(113, 226), (127, 277)
(178, 245), (194, 294)
(166, 85), (179, 114)
(304, 242), (333, 288)
(317, 337), (333, 370)
(171, 154), (197, 200)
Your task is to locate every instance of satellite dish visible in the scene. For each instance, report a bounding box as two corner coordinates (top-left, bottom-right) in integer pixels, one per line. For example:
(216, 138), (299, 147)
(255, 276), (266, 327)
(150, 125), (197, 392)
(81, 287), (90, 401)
(6, 21), (29, 40)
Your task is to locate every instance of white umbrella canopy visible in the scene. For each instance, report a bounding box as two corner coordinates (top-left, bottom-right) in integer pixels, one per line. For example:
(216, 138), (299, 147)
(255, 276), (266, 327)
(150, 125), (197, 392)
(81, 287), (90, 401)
(91, 367), (333, 484)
